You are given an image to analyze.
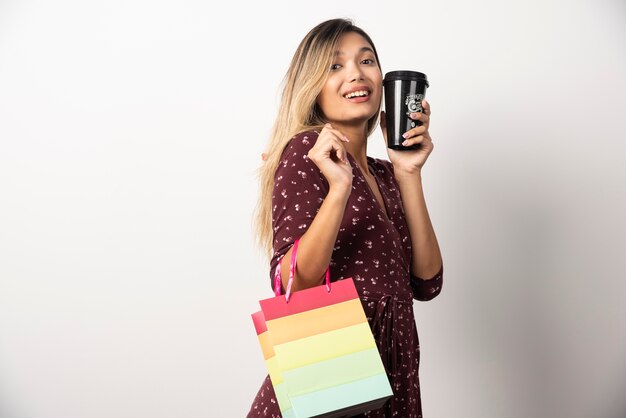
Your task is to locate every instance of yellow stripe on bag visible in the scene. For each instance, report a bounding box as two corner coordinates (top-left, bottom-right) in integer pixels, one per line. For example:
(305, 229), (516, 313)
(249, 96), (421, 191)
(266, 355), (283, 385)
(273, 322), (376, 371)
(257, 331), (275, 360)
(265, 298), (367, 345)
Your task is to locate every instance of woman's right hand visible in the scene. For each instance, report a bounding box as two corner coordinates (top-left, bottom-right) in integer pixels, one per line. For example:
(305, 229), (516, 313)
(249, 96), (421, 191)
(307, 124), (353, 191)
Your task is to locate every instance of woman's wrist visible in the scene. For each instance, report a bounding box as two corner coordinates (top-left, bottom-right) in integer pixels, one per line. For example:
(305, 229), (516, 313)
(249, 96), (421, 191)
(327, 182), (352, 203)
(394, 168), (422, 185)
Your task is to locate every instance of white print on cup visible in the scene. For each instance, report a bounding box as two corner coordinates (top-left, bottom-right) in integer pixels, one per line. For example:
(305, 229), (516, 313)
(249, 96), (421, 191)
(405, 93), (424, 115)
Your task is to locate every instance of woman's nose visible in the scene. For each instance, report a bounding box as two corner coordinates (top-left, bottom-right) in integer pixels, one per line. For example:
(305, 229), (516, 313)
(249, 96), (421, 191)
(347, 63), (364, 82)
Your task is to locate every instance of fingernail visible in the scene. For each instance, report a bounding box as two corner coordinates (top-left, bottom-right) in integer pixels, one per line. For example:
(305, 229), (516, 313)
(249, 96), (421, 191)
(343, 135), (350, 142)
(402, 140), (409, 146)
(402, 132), (409, 138)
(410, 112), (419, 118)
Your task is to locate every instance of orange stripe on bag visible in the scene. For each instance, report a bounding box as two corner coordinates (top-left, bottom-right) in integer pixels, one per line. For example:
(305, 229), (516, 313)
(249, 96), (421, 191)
(265, 298), (367, 345)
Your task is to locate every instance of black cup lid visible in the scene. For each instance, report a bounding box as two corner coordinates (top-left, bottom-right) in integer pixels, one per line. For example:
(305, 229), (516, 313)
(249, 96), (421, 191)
(383, 70), (429, 87)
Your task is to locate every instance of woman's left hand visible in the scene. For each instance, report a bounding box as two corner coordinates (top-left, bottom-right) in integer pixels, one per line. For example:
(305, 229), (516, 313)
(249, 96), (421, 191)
(380, 99), (434, 177)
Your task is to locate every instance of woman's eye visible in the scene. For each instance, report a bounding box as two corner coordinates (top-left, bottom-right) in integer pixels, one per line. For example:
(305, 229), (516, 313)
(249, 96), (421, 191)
(330, 63), (341, 70)
(362, 58), (374, 65)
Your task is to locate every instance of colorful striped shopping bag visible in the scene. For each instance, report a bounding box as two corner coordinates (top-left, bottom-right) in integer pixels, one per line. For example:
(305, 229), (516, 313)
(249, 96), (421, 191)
(252, 239), (392, 417)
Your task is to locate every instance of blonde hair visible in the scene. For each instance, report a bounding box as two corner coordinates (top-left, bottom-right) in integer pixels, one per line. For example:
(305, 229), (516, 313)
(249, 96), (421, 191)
(254, 19), (382, 257)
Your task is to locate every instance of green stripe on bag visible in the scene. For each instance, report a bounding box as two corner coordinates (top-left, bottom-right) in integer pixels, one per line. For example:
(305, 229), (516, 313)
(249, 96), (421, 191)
(282, 347), (386, 397)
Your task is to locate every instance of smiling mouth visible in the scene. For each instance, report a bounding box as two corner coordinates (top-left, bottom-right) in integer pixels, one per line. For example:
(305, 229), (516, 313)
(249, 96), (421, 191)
(344, 90), (370, 99)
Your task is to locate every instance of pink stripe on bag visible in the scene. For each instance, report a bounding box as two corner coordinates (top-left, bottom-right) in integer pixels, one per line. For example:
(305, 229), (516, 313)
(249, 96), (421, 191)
(251, 311), (268, 335)
(260, 278), (359, 321)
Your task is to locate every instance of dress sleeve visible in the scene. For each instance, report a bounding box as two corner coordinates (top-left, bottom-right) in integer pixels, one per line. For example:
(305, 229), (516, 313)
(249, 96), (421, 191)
(410, 265), (443, 301)
(268, 131), (328, 289)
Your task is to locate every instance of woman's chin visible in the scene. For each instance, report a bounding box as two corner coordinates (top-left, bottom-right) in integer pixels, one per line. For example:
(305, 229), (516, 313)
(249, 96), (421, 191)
(333, 111), (378, 125)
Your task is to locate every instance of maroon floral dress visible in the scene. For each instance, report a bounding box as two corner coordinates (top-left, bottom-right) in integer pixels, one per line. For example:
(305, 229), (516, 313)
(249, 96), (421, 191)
(248, 131), (443, 418)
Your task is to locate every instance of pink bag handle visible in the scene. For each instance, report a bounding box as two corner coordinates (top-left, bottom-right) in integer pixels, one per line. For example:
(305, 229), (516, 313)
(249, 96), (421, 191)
(273, 261), (283, 296)
(273, 238), (331, 302)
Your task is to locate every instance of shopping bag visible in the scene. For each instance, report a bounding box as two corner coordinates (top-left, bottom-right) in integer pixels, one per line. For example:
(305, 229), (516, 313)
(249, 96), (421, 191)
(252, 239), (393, 417)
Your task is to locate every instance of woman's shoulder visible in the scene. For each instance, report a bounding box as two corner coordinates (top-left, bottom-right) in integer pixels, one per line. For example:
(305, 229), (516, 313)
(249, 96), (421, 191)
(275, 130), (326, 182)
(281, 130), (320, 157)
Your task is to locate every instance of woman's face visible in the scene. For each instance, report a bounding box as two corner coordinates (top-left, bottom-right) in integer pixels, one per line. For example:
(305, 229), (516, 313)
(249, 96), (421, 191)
(316, 32), (382, 128)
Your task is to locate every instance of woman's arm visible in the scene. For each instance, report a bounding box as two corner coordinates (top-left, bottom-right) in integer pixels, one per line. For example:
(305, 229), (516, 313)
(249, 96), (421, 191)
(380, 100), (442, 280)
(395, 171), (442, 280)
(278, 184), (350, 292)
(274, 125), (353, 293)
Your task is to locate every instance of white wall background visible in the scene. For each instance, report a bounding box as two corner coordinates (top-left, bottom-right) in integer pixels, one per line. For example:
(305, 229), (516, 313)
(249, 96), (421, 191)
(1, 0), (624, 417)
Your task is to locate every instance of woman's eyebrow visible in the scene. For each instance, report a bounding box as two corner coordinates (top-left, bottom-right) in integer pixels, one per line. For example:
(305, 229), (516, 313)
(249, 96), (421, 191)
(334, 46), (375, 56)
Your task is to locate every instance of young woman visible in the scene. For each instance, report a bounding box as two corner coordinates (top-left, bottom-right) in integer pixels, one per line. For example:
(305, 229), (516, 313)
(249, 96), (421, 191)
(248, 18), (443, 418)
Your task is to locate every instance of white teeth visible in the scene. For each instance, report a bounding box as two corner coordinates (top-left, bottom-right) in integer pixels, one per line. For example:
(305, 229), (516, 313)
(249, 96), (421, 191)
(344, 90), (369, 99)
